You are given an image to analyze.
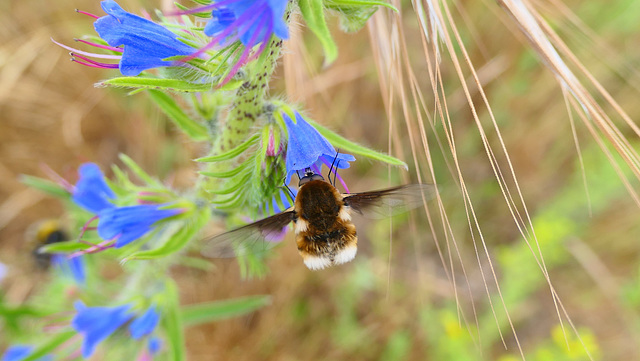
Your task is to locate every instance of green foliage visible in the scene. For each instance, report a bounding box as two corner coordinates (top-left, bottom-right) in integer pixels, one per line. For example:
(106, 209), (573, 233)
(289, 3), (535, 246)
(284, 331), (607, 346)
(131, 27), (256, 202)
(181, 295), (271, 326)
(299, 0), (339, 65)
(325, 0), (397, 33)
(147, 89), (210, 141)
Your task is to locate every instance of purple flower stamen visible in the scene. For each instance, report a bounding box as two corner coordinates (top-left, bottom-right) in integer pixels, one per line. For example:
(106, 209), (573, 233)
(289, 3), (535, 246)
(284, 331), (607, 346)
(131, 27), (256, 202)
(75, 9), (100, 19)
(71, 53), (119, 69)
(74, 38), (123, 53)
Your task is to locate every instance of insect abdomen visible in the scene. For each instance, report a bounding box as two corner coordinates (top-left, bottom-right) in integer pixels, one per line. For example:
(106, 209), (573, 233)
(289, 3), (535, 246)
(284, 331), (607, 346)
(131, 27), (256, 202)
(296, 221), (357, 271)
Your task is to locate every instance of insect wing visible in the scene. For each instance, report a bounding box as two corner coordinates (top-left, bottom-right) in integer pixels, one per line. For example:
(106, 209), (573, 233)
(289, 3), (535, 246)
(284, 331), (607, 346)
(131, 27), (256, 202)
(201, 211), (295, 258)
(343, 184), (435, 218)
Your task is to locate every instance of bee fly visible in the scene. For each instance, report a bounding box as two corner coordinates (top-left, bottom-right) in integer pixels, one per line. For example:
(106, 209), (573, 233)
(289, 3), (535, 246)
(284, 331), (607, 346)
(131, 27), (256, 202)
(202, 169), (434, 270)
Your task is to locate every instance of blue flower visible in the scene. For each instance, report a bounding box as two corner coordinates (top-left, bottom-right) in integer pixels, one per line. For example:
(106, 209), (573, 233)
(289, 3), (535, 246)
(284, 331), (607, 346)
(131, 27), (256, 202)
(56, 0), (194, 75)
(129, 306), (160, 339)
(2, 345), (52, 361)
(72, 163), (181, 248)
(94, 0), (194, 76)
(97, 205), (181, 247)
(0, 262), (6, 282)
(182, 0), (289, 84)
(203, 0), (289, 45)
(71, 302), (134, 358)
(72, 163), (115, 214)
(147, 337), (162, 354)
(51, 254), (86, 285)
(283, 112), (355, 184)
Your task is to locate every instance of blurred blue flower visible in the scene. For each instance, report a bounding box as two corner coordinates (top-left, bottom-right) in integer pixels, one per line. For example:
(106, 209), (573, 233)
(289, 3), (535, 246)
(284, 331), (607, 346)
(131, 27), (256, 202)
(129, 306), (160, 339)
(283, 111), (355, 184)
(2, 345), (51, 361)
(98, 205), (181, 248)
(72, 163), (181, 248)
(147, 337), (162, 354)
(72, 163), (115, 214)
(94, 0), (194, 76)
(72, 302), (134, 358)
(52, 254), (86, 285)
(0, 262), (6, 282)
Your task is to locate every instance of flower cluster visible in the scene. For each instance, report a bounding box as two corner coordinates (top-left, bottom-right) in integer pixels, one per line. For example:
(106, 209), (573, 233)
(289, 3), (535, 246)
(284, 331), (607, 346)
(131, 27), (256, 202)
(71, 163), (180, 250)
(72, 302), (161, 358)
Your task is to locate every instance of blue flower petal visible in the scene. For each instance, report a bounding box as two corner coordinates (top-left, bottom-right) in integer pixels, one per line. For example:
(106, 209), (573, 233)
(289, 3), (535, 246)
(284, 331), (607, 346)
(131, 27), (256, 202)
(148, 337), (162, 354)
(283, 112), (355, 183)
(52, 254), (86, 285)
(94, 0), (193, 76)
(72, 163), (116, 214)
(71, 301), (133, 358)
(205, 0), (288, 44)
(2, 345), (52, 361)
(129, 306), (160, 339)
(97, 204), (180, 247)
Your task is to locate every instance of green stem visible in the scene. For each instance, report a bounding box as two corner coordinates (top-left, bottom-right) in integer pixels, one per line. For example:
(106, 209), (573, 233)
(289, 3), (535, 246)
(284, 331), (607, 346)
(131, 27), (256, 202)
(197, 36), (286, 201)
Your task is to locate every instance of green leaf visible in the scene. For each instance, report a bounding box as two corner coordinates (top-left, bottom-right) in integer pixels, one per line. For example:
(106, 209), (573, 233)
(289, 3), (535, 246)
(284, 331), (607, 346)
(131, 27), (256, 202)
(118, 154), (161, 187)
(308, 120), (408, 168)
(325, 0), (392, 32)
(182, 295), (271, 326)
(196, 134), (259, 162)
(162, 281), (186, 361)
(147, 90), (209, 141)
(299, 0), (338, 65)
(199, 158), (252, 178)
(38, 241), (92, 253)
(206, 172), (251, 195)
(99, 77), (216, 92)
(20, 175), (69, 199)
(21, 330), (76, 361)
(126, 208), (210, 260)
(326, 0), (397, 12)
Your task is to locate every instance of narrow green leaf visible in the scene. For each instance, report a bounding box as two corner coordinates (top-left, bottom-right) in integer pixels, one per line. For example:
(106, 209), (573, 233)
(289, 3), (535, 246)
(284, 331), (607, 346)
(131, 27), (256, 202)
(206, 172), (251, 195)
(126, 209), (210, 260)
(38, 241), (92, 253)
(118, 154), (160, 187)
(148, 90), (209, 141)
(308, 120), (408, 168)
(182, 295), (271, 326)
(21, 330), (76, 361)
(162, 281), (186, 361)
(20, 175), (69, 199)
(326, 0), (397, 12)
(299, 0), (338, 65)
(99, 77), (214, 92)
(199, 161), (249, 178)
(196, 134), (259, 162)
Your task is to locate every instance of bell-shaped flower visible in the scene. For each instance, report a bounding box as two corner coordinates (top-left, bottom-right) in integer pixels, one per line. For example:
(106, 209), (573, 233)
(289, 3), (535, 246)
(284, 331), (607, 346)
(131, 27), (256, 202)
(72, 163), (116, 214)
(71, 302), (134, 358)
(97, 205), (181, 248)
(179, 0), (289, 84)
(71, 163), (181, 249)
(1, 345), (52, 361)
(283, 111), (355, 184)
(51, 254), (86, 285)
(129, 306), (160, 339)
(56, 0), (193, 76)
(94, 0), (194, 75)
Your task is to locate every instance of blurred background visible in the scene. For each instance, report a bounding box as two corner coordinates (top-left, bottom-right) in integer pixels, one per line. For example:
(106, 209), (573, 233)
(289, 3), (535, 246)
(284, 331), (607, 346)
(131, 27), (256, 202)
(2, 0), (640, 360)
